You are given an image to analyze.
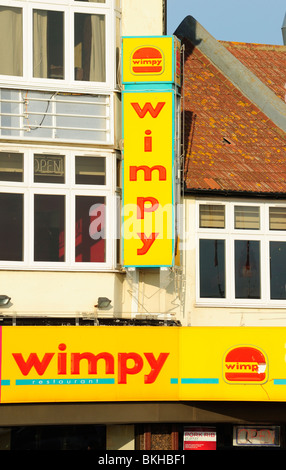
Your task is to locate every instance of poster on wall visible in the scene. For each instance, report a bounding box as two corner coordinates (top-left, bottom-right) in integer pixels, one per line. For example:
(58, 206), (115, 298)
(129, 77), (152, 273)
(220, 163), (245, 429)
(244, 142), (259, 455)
(183, 427), (217, 450)
(233, 426), (280, 447)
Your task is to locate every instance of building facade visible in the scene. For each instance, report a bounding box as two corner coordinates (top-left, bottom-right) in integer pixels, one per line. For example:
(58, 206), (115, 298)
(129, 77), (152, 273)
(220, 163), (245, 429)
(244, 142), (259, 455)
(1, 1), (286, 451)
(0, 0), (182, 451)
(174, 15), (286, 450)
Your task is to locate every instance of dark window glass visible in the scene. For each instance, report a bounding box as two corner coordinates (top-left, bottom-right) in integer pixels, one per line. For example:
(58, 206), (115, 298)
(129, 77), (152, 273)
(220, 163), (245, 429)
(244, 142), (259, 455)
(34, 154), (65, 184)
(270, 241), (286, 299)
(34, 194), (65, 261)
(199, 239), (225, 298)
(74, 13), (105, 82)
(0, 193), (23, 261)
(75, 196), (105, 262)
(75, 156), (105, 185)
(235, 240), (260, 299)
(10, 425), (106, 450)
(0, 152), (23, 182)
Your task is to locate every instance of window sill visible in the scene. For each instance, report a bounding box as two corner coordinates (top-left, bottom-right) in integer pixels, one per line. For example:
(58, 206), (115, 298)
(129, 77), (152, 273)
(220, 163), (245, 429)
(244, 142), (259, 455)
(195, 301), (286, 309)
(0, 265), (125, 274)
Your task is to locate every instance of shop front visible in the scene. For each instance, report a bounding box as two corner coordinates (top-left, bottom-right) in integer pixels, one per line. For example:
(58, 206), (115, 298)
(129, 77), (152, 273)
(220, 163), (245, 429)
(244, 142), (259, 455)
(0, 325), (286, 450)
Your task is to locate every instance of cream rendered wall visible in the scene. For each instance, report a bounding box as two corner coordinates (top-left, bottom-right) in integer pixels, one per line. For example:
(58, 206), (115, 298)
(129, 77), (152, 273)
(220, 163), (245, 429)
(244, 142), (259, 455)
(123, 268), (182, 321)
(0, 270), (131, 319)
(184, 197), (286, 327)
(121, 0), (164, 36)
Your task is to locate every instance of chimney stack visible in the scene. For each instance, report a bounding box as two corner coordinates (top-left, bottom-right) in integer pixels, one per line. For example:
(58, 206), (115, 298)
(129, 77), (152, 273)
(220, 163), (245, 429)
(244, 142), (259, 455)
(282, 13), (286, 45)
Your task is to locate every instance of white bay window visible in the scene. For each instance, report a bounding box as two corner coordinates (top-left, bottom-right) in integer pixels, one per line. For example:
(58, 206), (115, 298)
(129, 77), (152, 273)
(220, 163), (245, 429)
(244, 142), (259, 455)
(0, 0), (115, 90)
(0, 148), (118, 270)
(197, 200), (286, 306)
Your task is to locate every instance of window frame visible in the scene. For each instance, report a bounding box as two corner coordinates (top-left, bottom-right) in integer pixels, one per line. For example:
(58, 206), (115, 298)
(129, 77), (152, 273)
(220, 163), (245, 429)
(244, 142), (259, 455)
(196, 199), (286, 308)
(0, 0), (116, 92)
(0, 145), (118, 271)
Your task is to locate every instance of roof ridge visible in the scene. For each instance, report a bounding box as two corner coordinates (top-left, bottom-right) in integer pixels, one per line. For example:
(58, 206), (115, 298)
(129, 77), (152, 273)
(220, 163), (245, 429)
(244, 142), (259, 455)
(175, 16), (286, 134)
(219, 40), (286, 50)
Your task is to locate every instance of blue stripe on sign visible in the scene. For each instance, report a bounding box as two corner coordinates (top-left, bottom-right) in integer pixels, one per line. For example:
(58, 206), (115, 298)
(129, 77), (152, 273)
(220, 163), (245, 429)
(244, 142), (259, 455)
(1, 380), (10, 386)
(170, 378), (178, 384)
(181, 378), (219, 384)
(274, 379), (286, 385)
(16, 378), (115, 385)
(170, 378), (219, 384)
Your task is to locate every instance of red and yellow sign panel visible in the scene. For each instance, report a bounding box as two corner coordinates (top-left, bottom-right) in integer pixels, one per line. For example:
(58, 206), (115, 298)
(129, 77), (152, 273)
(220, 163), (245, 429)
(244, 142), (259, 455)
(122, 91), (174, 267)
(122, 36), (181, 86)
(122, 36), (181, 267)
(2, 326), (286, 404)
(0, 326), (179, 404)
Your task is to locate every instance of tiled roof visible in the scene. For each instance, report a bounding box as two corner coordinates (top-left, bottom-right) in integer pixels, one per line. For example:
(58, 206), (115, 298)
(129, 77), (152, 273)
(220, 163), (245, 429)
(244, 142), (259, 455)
(220, 41), (286, 102)
(183, 38), (286, 195)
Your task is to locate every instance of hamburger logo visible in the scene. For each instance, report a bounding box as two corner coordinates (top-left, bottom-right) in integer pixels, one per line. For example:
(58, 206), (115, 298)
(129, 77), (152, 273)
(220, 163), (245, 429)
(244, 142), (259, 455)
(131, 46), (164, 76)
(223, 346), (268, 384)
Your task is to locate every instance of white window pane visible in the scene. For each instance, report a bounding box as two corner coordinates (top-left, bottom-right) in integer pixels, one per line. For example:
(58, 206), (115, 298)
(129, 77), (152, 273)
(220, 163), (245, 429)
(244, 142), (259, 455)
(0, 7), (22, 76)
(199, 204), (225, 228)
(234, 206), (260, 230)
(269, 207), (286, 230)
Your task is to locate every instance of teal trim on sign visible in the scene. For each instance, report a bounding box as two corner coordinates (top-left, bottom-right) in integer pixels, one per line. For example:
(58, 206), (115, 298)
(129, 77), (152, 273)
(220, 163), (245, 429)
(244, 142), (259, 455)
(171, 378), (219, 385)
(181, 378), (219, 384)
(274, 379), (286, 385)
(170, 378), (178, 384)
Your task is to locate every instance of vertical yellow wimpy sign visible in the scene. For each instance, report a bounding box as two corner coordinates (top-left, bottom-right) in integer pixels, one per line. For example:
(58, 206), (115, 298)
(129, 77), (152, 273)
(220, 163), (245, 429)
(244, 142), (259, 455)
(122, 91), (175, 267)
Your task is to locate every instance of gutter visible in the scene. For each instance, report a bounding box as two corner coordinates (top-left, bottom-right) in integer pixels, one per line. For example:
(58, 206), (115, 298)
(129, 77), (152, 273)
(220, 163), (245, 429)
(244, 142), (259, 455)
(183, 185), (286, 200)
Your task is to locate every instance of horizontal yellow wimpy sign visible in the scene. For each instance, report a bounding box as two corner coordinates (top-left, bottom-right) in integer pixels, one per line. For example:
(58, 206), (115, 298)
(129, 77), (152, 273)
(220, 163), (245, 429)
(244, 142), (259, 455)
(1, 326), (286, 403)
